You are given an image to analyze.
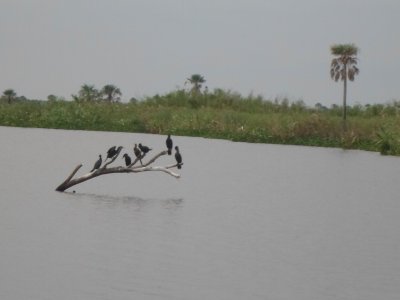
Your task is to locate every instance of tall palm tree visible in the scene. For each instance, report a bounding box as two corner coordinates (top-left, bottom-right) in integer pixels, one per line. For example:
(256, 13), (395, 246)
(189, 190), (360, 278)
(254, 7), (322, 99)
(330, 44), (359, 122)
(3, 89), (17, 104)
(186, 74), (205, 95)
(101, 84), (122, 102)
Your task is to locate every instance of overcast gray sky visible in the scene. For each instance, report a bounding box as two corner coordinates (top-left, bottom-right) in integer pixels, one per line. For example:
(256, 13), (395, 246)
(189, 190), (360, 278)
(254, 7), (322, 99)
(1, 0), (399, 106)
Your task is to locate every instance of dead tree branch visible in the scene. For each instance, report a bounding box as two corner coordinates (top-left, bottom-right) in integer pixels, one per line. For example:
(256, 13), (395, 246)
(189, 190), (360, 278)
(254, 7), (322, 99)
(55, 150), (180, 192)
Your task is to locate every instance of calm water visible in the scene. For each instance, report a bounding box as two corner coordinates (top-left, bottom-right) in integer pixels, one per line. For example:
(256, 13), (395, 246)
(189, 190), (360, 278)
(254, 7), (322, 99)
(0, 126), (399, 300)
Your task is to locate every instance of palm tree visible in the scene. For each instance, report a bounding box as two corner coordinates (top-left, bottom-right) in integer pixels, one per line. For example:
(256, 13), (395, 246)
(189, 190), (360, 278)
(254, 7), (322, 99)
(101, 84), (122, 102)
(3, 89), (17, 104)
(330, 44), (359, 122)
(186, 74), (206, 95)
(72, 84), (99, 102)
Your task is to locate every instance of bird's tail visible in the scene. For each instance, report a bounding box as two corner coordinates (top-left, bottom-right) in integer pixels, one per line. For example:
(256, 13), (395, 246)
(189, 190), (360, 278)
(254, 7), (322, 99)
(168, 149), (172, 155)
(177, 164), (182, 169)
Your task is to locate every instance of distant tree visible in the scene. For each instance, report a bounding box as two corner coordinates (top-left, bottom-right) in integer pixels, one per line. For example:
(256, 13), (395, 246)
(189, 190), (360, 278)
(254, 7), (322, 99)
(47, 94), (57, 102)
(3, 89), (17, 104)
(72, 84), (99, 102)
(315, 103), (327, 111)
(290, 99), (306, 111)
(101, 84), (122, 102)
(129, 97), (138, 104)
(17, 95), (28, 102)
(330, 44), (359, 123)
(47, 95), (65, 102)
(186, 74), (206, 95)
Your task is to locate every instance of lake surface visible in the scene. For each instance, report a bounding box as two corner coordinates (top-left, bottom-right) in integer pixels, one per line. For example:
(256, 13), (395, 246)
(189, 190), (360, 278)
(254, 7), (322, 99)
(0, 126), (399, 300)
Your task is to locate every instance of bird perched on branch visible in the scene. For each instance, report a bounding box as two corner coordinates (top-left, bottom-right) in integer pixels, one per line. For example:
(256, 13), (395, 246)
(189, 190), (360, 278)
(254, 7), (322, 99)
(122, 153), (132, 166)
(174, 146), (182, 169)
(139, 143), (152, 154)
(133, 144), (143, 165)
(91, 155), (102, 172)
(166, 135), (173, 155)
(133, 144), (141, 158)
(104, 146), (117, 162)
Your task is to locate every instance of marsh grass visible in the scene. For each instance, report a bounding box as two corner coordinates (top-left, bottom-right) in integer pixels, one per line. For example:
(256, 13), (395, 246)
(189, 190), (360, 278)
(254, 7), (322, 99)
(1, 91), (400, 155)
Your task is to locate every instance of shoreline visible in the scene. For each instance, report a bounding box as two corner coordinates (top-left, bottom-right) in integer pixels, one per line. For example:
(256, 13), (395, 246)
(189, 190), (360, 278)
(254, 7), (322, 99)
(1, 98), (399, 156)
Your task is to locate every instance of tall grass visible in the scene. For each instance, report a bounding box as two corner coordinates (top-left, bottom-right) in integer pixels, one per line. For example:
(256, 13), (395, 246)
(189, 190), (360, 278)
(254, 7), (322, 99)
(1, 90), (400, 155)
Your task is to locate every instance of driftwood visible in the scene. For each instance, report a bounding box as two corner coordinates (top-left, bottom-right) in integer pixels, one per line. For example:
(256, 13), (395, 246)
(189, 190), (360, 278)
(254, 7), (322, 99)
(56, 148), (182, 192)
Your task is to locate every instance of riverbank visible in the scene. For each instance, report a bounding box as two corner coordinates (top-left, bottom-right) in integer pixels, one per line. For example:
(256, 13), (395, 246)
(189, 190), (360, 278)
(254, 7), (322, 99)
(1, 91), (400, 155)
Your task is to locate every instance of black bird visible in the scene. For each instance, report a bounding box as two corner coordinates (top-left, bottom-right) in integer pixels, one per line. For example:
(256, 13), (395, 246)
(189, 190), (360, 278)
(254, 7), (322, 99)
(122, 153), (132, 166)
(138, 143), (152, 154)
(104, 146), (117, 162)
(174, 146), (182, 169)
(133, 144), (141, 158)
(133, 143), (143, 165)
(105, 145), (123, 163)
(91, 154), (102, 172)
(166, 134), (173, 155)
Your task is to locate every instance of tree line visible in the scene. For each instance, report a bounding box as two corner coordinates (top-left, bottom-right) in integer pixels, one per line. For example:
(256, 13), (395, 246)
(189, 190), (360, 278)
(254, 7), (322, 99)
(1, 74), (207, 104)
(2, 43), (360, 122)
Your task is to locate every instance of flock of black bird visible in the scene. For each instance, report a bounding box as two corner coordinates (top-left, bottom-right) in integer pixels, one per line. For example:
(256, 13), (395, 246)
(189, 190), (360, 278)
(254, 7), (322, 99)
(90, 135), (183, 172)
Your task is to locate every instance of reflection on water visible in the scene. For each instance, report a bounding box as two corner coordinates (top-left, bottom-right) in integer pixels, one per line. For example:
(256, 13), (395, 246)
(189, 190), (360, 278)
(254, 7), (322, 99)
(1, 126), (400, 300)
(64, 192), (184, 211)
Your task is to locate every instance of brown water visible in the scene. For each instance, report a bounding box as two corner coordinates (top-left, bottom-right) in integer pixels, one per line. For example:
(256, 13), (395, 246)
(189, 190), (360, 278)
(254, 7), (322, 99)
(1, 126), (399, 300)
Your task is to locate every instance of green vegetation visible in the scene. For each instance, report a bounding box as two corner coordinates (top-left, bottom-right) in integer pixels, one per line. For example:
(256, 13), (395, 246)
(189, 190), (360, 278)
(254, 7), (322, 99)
(71, 83), (122, 103)
(101, 84), (122, 103)
(1, 89), (400, 155)
(2, 89), (17, 104)
(186, 74), (206, 96)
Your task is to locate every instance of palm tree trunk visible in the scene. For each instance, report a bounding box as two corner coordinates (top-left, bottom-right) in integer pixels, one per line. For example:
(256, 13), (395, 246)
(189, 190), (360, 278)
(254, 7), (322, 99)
(342, 64), (347, 130)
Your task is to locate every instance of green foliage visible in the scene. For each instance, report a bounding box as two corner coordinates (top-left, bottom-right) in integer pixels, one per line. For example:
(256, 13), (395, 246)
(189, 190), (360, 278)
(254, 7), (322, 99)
(2, 89), (17, 104)
(71, 84), (122, 103)
(330, 44), (359, 56)
(375, 126), (400, 155)
(101, 84), (122, 102)
(72, 84), (99, 102)
(1, 90), (400, 156)
(186, 74), (206, 95)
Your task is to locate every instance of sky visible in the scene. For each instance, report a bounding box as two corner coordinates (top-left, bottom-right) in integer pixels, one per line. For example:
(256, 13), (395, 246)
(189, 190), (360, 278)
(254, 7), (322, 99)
(0, 0), (399, 106)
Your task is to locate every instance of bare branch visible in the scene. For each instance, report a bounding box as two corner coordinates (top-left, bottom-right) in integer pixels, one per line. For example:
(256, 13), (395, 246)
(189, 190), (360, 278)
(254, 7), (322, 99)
(166, 163), (183, 169)
(129, 165), (180, 178)
(132, 150), (167, 169)
(67, 164), (83, 182)
(128, 157), (141, 167)
(55, 149), (180, 192)
(55, 164), (83, 191)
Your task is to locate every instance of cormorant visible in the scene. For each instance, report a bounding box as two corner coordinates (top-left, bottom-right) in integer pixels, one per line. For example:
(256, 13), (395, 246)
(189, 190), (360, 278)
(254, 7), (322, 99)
(104, 146), (117, 162)
(166, 135), (173, 155)
(134, 144), (143, 165)
(91, 154), (102, 172)
(122, 153), (132, 166)
(138, 143), (152, 154)
(174, 146), (182, 169)
(134, 144), (141, 158)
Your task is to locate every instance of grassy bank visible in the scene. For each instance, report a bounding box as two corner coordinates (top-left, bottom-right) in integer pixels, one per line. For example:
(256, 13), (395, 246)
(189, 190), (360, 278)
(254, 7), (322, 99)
(1, 90), (400, 155)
